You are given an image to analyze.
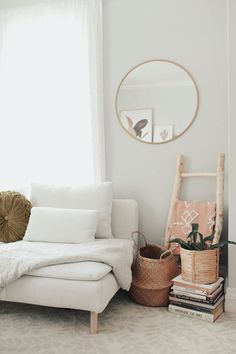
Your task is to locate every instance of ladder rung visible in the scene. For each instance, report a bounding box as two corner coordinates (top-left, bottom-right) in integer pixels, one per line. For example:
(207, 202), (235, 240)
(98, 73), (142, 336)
(181, 172), (217, 177)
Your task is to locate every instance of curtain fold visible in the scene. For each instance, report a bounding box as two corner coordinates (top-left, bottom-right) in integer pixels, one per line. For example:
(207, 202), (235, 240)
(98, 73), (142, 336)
(0, 0), (104, 192)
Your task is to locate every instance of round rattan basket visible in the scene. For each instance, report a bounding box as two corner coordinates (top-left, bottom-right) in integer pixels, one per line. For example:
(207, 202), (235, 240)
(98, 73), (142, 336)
(180, 247), (219, 284)
(129, 232), (179, 307)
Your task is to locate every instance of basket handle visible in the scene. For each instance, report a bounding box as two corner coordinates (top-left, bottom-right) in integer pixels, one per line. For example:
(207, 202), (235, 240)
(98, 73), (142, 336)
(160, 250), (172, 260)
(131, 231), (147, 249)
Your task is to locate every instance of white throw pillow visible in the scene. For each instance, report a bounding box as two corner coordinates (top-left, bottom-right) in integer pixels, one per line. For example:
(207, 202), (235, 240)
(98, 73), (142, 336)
(24, 207), (98, 243)
(30, 182), (113, 238)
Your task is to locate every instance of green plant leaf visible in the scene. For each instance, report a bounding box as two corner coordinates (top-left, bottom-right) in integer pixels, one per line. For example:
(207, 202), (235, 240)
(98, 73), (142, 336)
(204, 234), (215, 242)
(199, 234), (204, 251)
(209, 240), (236, 249)
(187, 231), (193, 240)
(194, 242), (202, 251)
(187, 231), (196, 245)
(187, 224), (199, 244)
(169, 238), (192, 250)
(227, 241), (236, 245)
(193, 232), (197, 244)
(191, 223), (199, 232)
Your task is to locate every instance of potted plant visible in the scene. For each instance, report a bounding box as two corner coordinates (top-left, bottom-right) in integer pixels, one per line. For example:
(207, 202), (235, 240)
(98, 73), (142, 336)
(170, 223), (236, 284)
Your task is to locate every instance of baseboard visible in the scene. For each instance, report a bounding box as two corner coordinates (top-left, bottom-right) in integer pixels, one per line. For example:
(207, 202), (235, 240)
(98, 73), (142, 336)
(225, 288), (236, 313)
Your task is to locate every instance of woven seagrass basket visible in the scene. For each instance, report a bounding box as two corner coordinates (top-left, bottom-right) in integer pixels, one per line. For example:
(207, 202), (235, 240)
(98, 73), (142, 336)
(129, 232), (179, 307)
(180, 247), (219, 284)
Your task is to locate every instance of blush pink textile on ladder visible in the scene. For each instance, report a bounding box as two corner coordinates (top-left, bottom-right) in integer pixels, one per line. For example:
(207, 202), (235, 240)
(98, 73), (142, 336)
(169, 200), (216, 254)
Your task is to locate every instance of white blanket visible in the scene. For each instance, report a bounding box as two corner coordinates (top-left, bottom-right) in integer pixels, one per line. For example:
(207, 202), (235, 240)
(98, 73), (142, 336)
(0, 239), (134, 290)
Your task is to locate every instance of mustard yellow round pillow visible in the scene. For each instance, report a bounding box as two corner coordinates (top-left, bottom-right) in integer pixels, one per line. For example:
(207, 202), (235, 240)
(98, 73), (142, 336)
(0, 191), (32, 243)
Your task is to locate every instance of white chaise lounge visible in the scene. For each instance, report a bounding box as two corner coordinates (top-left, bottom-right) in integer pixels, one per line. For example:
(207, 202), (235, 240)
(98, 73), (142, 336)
(0, 199), (138, 334)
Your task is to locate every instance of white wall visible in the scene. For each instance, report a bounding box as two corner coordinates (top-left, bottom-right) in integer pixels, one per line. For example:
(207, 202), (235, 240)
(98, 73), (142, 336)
(103, 0), (228, 245)
(228, 0), (236, 288)
(0, 0), (37, 7)
(0, 0), (228, 249)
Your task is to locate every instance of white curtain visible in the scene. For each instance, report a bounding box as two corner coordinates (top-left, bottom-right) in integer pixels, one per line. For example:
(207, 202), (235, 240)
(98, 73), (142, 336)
(0, 0), (104, 192)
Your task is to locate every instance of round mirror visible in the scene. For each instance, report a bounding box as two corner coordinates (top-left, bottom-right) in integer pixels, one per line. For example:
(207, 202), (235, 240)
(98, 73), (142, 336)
(116, 59), (199, 144)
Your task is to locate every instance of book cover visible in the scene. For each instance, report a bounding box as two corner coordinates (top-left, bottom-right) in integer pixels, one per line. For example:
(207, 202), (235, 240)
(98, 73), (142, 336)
(172, 283), (223, 297)
(168, 302), (224, 322)
(171, 275), (224, 294)
(170, 283), (223, 300)
(169, 296), (224, 313)
(171, 286), (211, 297)
(169, 288), (223, 305)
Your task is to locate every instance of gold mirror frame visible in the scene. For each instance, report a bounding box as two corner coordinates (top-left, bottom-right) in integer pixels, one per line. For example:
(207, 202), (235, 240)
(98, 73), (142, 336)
(115, 59), (199, 144)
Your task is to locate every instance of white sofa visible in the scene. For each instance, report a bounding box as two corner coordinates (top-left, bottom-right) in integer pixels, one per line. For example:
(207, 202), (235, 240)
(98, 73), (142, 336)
(0, 199), (138, 334)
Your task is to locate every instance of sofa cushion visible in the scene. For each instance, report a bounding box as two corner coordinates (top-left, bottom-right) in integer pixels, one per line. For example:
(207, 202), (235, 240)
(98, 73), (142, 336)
(24, 207), (98, 243)
(27, 261), (112, 281)
(0, 191), (32, 243)
(1, 273), (119, 313)
(30, 182), (113, 239)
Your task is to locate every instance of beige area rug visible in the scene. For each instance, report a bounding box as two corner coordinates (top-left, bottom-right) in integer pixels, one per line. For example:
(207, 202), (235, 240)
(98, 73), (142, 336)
(0, 291), (235, 354)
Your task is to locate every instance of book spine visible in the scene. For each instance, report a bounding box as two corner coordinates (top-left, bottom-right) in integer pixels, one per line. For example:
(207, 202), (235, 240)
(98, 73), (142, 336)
(169, 301), (214, 314)
(172, 289), (207, 298)
(168, 304), (214, 322)
(173, 281), (212, 293)
(172, 286), (209, 296)
(170, 292), (222, 305)
(173, 279), (224, 295)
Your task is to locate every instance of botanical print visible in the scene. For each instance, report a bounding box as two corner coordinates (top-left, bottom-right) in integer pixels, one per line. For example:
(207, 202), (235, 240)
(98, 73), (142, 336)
(120, 109), (152, 142)
(153, 125), (173, 143)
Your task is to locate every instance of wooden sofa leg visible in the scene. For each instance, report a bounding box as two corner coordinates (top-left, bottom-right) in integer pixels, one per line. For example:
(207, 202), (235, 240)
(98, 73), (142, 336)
(90, 311), (98, 334)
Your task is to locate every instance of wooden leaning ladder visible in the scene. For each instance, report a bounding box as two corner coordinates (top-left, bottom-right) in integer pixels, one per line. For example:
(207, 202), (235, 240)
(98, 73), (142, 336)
(164, 153), (225, 248)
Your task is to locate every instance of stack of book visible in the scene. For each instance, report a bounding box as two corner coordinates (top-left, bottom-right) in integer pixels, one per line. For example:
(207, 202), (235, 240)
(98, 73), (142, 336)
(168, 275), (225, 322)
